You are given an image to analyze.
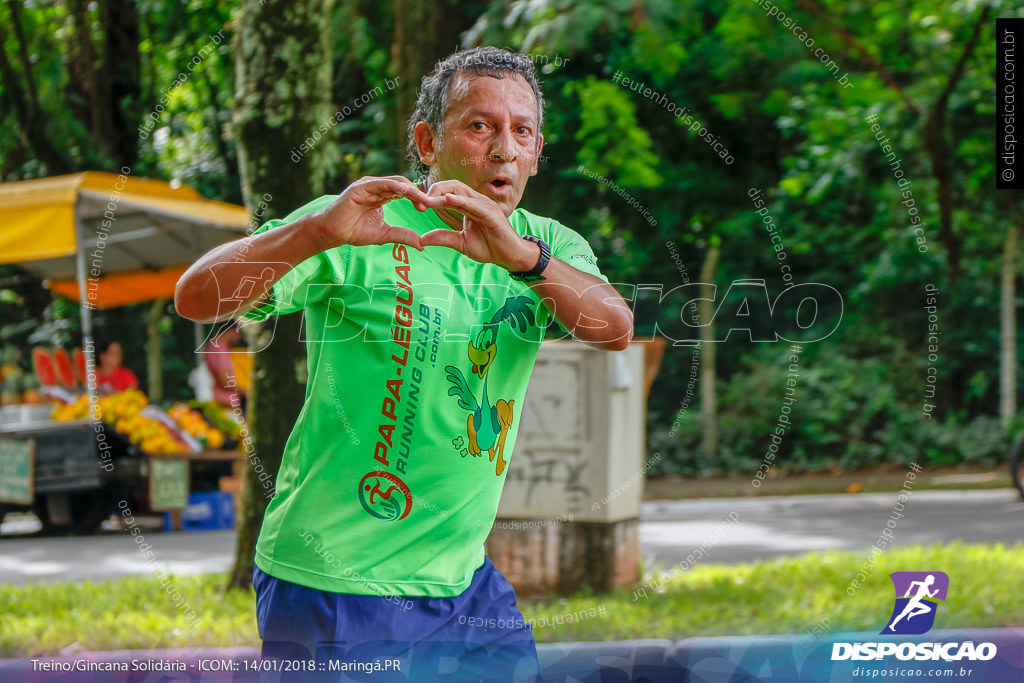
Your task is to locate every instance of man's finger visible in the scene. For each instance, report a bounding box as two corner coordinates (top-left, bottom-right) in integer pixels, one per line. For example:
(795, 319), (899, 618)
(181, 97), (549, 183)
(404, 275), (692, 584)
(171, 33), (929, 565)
(376, 224), (425, 251)
(418, 228), (464, 252)
(440, 192), (496, 224)
(425, 179), (479, 200)
(391, 181), (446, 211)
(361, 177), (445, 210)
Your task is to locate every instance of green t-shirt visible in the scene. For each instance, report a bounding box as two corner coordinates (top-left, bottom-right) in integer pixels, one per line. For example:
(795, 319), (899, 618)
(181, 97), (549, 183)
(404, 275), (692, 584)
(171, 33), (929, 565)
(244, 195), (608, 597)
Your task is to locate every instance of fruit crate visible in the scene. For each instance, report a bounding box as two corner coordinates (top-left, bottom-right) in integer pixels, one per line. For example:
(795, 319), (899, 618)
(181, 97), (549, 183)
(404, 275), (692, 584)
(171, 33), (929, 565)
(163, 491), (235, 531)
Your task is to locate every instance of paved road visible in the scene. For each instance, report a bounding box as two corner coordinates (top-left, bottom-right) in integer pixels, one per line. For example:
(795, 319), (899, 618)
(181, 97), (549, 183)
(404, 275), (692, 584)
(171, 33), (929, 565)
(640, 489), (1023, 570)
(0, 517), (235, 585)
(1, 490), (1021, 584)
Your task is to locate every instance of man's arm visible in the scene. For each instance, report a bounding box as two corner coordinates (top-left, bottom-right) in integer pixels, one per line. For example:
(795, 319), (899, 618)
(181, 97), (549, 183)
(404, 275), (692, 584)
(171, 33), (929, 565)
(175, 212), (327, 323)
(515, 253), (633, 351)
(175, 176), (445, 324)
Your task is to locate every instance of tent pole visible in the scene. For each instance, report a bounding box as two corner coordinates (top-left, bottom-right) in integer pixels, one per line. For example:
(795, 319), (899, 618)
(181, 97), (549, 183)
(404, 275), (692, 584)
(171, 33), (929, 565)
(192, 223), (205, 360)
(74, 206), (97, 409)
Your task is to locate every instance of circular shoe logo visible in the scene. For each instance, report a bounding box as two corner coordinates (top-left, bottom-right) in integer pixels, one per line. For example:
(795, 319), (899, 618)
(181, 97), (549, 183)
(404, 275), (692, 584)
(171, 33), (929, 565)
(358, 471), (412, 521)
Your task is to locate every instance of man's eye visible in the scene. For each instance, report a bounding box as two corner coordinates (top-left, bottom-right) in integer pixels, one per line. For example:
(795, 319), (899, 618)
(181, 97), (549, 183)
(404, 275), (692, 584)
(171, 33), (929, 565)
(516, 127), (531, 135)
(472, 122), (488, 130)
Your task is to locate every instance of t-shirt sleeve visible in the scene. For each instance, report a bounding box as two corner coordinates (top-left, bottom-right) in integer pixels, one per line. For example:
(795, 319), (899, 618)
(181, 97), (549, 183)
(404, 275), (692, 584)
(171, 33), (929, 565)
(550, 223), (609, 286)
(534, 219), (610, 332)
(239, 201), (348, 322)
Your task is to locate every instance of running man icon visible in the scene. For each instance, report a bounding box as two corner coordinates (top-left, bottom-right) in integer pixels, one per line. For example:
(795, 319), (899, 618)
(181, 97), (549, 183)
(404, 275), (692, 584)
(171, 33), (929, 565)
(881, 571), (949, 635)
(887, 574), (938, 631)
(365, 480), (400, 505)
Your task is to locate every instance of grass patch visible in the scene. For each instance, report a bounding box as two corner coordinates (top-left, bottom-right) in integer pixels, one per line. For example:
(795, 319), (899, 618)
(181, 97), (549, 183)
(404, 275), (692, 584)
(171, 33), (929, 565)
(1, 542), (1021, 656)
(0, 573), (257, 657)
(523, 542), (1024, 642)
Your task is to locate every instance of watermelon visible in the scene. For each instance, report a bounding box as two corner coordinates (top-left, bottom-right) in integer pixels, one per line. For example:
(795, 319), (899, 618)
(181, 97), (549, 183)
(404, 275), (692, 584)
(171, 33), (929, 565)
(53, 348), (77, 389)
(73, 348), (87, 386)
(32, 347), (58, 387)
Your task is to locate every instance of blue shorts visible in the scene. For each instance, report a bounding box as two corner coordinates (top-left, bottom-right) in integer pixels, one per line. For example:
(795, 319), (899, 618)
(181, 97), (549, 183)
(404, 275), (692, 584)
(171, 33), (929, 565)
(253, 557), (542, 683)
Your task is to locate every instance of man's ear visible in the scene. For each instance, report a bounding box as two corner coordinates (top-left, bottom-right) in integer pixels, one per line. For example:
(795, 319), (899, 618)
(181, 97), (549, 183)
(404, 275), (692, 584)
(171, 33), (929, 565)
(530, 133), (545, 176)
(414, 121), (438, 167)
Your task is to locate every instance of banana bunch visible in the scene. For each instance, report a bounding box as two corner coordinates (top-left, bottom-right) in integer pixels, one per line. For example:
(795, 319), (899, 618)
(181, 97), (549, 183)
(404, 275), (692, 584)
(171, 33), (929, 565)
(51, 395), (90, 421)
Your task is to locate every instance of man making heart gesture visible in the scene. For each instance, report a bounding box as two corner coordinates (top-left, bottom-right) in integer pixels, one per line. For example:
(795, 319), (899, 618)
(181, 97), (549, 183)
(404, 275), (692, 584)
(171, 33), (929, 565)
(176, 46), (633, 683)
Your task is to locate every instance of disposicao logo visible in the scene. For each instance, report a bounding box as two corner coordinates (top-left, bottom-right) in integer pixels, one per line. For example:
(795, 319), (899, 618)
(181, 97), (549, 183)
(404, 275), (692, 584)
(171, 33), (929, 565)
(831, 571), (997, 662)
(882, 571), (948, 635)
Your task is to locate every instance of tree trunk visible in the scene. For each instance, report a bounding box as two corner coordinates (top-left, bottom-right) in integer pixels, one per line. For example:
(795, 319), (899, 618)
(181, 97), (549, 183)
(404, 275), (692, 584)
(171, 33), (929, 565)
(390, 0), (477, 166)
(1001, 223), (1018, 431)
(921, 3), (990, 282)
(102, 0), (142, 169)
(922, 108), (960, 280)
(0, 17), (69, 173)
(226, 0), (334, 592)
(200, 68), (238, 185)
(141, 7), (158, 115)
(699, 240), (720, 457)
(68, 0), (111, 154)
(5, 0), (41, 127)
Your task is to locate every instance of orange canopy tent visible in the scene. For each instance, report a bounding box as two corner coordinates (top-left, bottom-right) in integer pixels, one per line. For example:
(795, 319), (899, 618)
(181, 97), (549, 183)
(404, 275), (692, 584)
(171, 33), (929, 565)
(0, 172), (253, 397)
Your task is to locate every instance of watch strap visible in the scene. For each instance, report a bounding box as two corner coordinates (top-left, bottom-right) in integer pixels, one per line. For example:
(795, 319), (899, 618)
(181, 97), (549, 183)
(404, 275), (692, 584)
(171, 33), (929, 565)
(509, 234), (551, 282)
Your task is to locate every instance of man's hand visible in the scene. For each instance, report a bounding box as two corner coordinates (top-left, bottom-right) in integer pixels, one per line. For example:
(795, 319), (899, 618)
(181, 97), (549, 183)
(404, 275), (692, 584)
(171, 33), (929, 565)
(418, 180), (540, 272)
(418, 179), (633, 351)
(314, 175), (447, 251)
(175, 175), (445, 323)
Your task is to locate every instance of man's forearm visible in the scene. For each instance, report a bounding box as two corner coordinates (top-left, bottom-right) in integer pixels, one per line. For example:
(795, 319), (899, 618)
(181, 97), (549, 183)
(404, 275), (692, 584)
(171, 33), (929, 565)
(175, 211), (326, 323)
(526, 258), (634, 351)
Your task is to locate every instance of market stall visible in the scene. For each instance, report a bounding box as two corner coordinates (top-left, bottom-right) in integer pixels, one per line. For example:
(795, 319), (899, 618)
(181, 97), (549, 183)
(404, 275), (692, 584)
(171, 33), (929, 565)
(0, 172), (252, 534)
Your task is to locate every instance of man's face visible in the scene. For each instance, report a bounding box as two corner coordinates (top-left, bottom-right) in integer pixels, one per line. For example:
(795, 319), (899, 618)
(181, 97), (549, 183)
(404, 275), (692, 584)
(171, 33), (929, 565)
(421, 71), (543, 216)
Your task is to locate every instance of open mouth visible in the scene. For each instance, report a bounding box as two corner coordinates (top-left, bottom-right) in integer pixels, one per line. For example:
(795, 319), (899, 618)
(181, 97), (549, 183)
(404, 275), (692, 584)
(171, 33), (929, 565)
(489, 179), (509, 189)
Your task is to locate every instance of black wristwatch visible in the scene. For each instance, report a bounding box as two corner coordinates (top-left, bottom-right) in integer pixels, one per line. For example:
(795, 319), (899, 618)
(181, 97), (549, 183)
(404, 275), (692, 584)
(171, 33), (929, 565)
(509, 234), (551, 282)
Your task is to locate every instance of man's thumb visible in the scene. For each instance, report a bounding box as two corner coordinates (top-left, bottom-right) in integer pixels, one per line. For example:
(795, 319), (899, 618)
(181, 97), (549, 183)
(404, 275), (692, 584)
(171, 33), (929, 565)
(418, 228), (461, 252)
(381, 224), (424, 251)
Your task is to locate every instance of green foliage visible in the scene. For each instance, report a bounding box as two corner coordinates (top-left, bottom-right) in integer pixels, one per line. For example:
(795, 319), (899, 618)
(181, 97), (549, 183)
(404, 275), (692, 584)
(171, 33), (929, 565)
(565, 78), (662, 187)
(1, 0), (1021, 475)
(649, 343), (1017, 477)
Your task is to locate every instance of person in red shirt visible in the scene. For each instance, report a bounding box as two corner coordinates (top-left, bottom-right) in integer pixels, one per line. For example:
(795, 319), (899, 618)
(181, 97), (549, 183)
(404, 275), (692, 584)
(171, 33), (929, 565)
(95, 341), (139, 393)
(204, 323), (246, 409)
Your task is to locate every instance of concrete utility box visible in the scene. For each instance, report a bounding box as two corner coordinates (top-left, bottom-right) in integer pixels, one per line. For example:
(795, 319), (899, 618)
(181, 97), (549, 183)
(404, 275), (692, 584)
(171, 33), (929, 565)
(486, 341), (646, 595)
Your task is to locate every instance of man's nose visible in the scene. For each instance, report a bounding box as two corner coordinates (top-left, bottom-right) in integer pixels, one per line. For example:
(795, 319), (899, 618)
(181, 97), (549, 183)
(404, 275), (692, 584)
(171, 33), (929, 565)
(488, 128), (517, 162)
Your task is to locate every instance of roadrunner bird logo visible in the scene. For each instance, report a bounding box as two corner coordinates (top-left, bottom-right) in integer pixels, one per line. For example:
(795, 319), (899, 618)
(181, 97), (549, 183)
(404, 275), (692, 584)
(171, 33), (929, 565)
(444, 296), (535, 477)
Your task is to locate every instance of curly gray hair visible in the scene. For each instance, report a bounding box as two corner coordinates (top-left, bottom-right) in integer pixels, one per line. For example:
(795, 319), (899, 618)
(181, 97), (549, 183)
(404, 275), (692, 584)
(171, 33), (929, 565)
(405, 46), (545, 179)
